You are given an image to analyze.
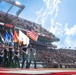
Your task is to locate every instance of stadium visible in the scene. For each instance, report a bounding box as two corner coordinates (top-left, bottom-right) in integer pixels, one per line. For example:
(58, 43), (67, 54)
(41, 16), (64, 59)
(0, 0), (76, 75)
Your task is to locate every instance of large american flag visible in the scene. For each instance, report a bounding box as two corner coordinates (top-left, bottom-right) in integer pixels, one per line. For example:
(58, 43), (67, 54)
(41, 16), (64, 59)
(26, 29), (38, 41)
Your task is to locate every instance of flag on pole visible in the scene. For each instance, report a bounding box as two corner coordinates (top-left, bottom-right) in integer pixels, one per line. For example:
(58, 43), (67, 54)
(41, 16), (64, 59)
(26, 29), (38, 41)
(14, 30), (19, 42)
(5, 31), (11, 42)
(10, 29), (14, 41)
(9, 30), (14, 46)
(19, 30), (29, 46)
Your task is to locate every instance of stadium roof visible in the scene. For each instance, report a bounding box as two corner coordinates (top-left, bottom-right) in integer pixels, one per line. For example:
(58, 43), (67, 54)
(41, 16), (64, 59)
(0, 0), (25, 16)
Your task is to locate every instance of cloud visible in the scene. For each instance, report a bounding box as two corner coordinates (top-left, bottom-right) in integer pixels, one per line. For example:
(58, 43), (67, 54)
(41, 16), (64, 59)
(52, 23), (76, 49)
(65, 24), (76, 36)
(64, 35), (76, 49)
(64, 36), (72, 47)
(63, 24), (76, 48)
(50, 19), (65, 37)
(52, 42), (64, 49)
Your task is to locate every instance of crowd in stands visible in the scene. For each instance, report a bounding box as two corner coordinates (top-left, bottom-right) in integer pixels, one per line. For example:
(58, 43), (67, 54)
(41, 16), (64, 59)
(32, 45), (76, 68)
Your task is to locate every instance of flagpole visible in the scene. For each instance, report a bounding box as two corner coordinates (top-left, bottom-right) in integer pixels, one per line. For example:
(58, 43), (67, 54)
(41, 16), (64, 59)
(17, 29), (19, 50)
(13, 27), (15, 51)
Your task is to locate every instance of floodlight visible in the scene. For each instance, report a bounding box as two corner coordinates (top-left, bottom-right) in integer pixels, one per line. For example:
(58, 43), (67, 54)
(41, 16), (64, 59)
(15, 1), (21, 5)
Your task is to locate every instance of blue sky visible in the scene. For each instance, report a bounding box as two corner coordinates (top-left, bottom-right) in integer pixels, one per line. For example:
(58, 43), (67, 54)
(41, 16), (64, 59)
(0, 0), (76, 49)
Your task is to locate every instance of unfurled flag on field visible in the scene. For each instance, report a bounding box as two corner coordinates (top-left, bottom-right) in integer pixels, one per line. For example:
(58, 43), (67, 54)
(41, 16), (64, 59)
(5, 31), (11, 42)
(19, 30), (29, 46)
(26, 29), (38, 41)
(14, 30), (19, 42)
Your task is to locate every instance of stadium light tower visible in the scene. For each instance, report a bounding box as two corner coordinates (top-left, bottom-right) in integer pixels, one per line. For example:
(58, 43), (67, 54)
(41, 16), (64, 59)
(2, 0), (25, 16)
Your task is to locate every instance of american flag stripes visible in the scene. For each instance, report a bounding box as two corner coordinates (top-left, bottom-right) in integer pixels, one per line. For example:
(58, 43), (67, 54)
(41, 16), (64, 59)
(26, 29), (38, 42)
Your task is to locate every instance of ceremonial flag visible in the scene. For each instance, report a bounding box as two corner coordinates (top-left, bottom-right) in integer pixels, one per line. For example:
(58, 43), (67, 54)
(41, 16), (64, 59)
(9, 30), (14, 46)
(5, 31), (11, 42)
(26, 29), (38, 41)
(14, 30), (19, 42)
(10, 30), (14, 41)
(19, 30), (29, 46)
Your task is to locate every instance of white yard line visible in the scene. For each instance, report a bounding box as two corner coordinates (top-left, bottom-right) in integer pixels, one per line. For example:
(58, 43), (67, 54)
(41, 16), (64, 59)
(0, 69), (76, 74)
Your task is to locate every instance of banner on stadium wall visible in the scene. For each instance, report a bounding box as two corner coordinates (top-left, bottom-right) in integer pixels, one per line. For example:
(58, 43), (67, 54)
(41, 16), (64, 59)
(0, 22), (14, 28)
(5, 24), (13, 28)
